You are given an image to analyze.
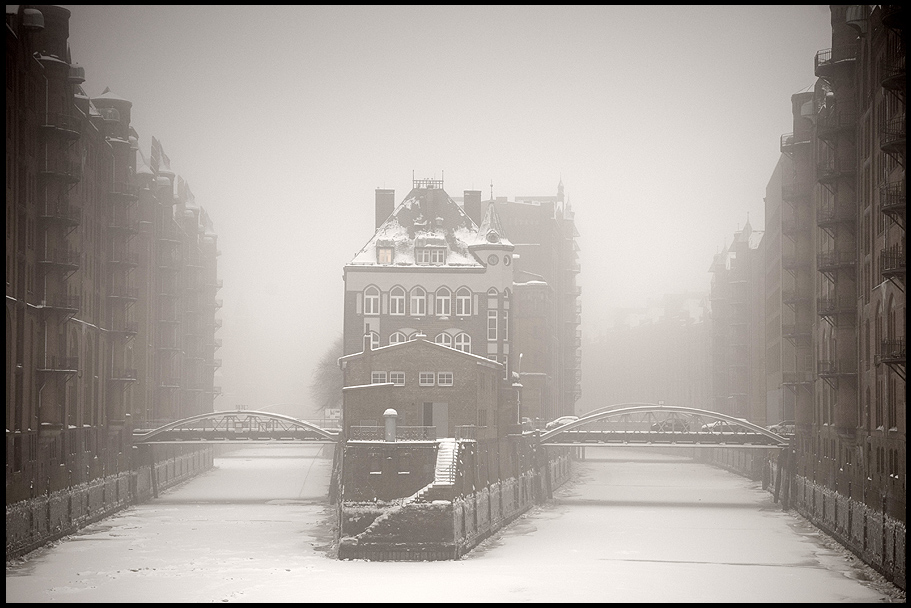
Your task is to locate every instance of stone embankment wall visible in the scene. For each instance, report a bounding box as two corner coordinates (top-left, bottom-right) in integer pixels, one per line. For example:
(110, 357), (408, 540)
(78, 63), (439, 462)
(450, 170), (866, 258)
(699, 447), (905, 591)
(6, 446), (212, 560)
(337, 438), (572, 561)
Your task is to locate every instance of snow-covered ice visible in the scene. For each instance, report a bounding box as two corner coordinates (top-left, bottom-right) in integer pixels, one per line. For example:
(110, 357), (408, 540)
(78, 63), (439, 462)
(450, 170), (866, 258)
(6, 445), (904, 603)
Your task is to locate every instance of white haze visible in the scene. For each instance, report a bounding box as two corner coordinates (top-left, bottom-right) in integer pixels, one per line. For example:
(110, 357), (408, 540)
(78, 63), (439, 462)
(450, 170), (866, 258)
(61, 5), (833, 415)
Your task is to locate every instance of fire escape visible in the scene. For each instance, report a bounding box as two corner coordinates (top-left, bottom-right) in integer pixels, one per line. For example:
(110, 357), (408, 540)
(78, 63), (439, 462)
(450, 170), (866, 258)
(779, 98), (815, 397)
(876, 8), (905, 381)
(813, 36), (859, 398)
(36, 59), (86, 434)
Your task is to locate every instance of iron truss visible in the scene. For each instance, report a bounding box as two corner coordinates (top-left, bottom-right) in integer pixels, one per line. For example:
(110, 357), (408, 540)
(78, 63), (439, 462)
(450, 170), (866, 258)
(539, 404), (789, 448)
(133, 410), (340, 444)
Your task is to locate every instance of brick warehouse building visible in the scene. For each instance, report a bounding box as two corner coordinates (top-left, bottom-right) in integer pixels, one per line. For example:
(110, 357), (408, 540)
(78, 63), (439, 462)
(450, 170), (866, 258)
(342, 178), (580, 428)
(6, 5), (221, 556)
(339, 335), (507, 441)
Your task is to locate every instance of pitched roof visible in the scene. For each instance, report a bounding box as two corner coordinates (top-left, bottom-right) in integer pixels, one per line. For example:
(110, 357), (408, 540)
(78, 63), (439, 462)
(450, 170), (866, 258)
(348, 185), (488, 268)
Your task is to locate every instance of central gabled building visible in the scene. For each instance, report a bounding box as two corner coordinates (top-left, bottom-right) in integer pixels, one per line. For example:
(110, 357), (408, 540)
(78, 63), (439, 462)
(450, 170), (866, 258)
(343, 178), (516, 368)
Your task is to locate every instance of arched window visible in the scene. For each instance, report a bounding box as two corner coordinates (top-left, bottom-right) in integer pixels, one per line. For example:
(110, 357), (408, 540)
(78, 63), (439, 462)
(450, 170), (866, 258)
(410, 286), (426, 316)
(390, 331), (406, 345)
(364, 285), (380, 315)
(408, 332), (421, 341)
(435, 332), (453, 348)
(456, 287), (472, 316)
(454, 332), (471, 354)
(390, 286), (406, 316)
(435, 287), (451, 316)
(369, 331), (379, 350)
(487, 287), (498, 297)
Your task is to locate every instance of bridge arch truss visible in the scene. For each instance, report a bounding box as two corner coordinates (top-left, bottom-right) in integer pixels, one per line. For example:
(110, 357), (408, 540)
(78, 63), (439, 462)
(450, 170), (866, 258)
(133, 410), (340, 444)
(539, 404), (788, 448)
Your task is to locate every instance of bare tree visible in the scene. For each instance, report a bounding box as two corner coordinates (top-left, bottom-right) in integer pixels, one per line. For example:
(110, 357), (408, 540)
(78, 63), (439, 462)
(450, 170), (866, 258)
(309, 334), (344, 415)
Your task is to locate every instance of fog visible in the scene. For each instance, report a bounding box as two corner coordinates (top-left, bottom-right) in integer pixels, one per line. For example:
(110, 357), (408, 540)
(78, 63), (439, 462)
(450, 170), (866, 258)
(60, 5), (833, 415)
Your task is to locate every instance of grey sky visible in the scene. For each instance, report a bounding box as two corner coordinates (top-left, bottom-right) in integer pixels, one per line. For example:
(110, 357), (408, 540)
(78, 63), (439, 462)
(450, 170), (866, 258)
(61, 5), (832, 412)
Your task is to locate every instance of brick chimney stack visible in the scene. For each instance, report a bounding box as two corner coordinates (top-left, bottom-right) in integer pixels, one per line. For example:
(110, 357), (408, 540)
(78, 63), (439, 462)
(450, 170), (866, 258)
(463, 190), (482, 225)
(375, 189), (395, 229)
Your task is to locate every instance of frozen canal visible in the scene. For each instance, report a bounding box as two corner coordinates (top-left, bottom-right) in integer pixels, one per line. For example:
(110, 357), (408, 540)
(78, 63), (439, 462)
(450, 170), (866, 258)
(6, 445), (903, 602)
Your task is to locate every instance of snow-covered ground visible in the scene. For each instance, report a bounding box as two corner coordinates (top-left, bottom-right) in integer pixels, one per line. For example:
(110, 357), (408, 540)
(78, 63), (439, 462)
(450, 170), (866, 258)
(6, 445), (905, 602)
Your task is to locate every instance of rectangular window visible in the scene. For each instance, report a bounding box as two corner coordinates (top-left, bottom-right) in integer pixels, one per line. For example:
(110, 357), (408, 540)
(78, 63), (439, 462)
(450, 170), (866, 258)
(377, 247), (393, 264)
(437, 372), (453, 386)
(456, 291), (471, 316)
(371, 371), (387, 384)
(478, 410), (487, 428)
(390, 371), (405, 386)
(416, 249), (431, 264)
(430, 248), (445, 264)
(503, 310), (508, 341)
(487, 309), (498, 341)
(419, 372), (435, 386)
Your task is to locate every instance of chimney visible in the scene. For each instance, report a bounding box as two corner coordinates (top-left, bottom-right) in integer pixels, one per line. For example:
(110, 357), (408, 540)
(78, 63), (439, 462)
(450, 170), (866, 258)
(463, 190), (482, 225)
(363, 333), (372, 352)
(375, 189), (395, 228)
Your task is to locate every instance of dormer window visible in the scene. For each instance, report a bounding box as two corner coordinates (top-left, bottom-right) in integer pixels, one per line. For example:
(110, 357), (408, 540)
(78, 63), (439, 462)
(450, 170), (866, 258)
(416, 247), (446, 265)
(377, 246), (393, 264)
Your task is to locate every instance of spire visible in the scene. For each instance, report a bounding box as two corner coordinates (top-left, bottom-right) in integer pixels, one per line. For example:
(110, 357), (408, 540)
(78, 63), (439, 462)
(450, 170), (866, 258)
(474, 201), (513, 247)
(557, 177), (564, 203)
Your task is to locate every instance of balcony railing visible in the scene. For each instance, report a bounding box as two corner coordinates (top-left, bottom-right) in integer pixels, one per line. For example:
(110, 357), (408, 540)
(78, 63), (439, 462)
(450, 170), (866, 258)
(817, 296), (856, 317)
(108, 253), (140, 267)
(780, 132), (811, 155)
(781, 290), (808, 306)
(38, 248), (80, 270)
(817, 201), (855, 227)
(877, 339), (905, 365)
(109, 287), (139, 301)
(39, 159), (82, 183)
(816, 108), (857, 141)
(43, 293), (81, 311)
(814, 44), (858, 78)
(817, 250), (856, 272)
(40, 112), (82, 138)
(818, 360), (855, 377)
(110, 182), (139, 201)
(110, 368), (138, 382)
(881, 245), (905, 278)
(112, 321), (139, 336)
(880, 181), (905, 217)
(817, 157), (855, 184)
(38, 356), (79, 372)
(782, 371), (814, 385)
(881, 113), (906, 155)
(39, 203), (82, 227)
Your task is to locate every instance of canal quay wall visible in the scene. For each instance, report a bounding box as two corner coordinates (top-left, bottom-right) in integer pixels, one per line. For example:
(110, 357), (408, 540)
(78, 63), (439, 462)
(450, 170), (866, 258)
(336, 434), (572, 561)
(6, 445), (212, 560)
(700, 447), (905, 591)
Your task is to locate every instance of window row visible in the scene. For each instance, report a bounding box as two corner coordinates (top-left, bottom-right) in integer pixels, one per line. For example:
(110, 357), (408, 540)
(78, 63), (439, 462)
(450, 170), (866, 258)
(362, 286), (509, 317)
(368, 331), (472, 353)
(364, 286), (473, 317)
(370, 370), (453, 387)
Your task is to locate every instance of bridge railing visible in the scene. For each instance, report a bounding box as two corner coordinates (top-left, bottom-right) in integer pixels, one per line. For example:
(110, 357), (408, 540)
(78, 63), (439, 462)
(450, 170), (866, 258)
(348, 426), (437, 441)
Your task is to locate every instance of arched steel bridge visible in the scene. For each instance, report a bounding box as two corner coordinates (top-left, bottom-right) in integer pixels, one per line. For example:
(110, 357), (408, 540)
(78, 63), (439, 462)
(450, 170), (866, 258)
(132, 410), (340, 444)
(539, 404), (789, 448)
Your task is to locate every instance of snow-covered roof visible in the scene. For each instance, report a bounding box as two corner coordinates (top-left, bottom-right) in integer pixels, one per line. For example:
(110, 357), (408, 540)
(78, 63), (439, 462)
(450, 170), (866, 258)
(349, 186), (488, 268)
(339, 336), (504, 368)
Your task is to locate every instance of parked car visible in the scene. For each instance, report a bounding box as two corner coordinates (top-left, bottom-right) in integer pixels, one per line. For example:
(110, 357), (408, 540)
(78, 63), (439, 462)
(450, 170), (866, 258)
(700, 419), (748, 432)
(545, 415), (579, 431)
(768, 420), (795, 436)
(650, 419), (691, 432)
